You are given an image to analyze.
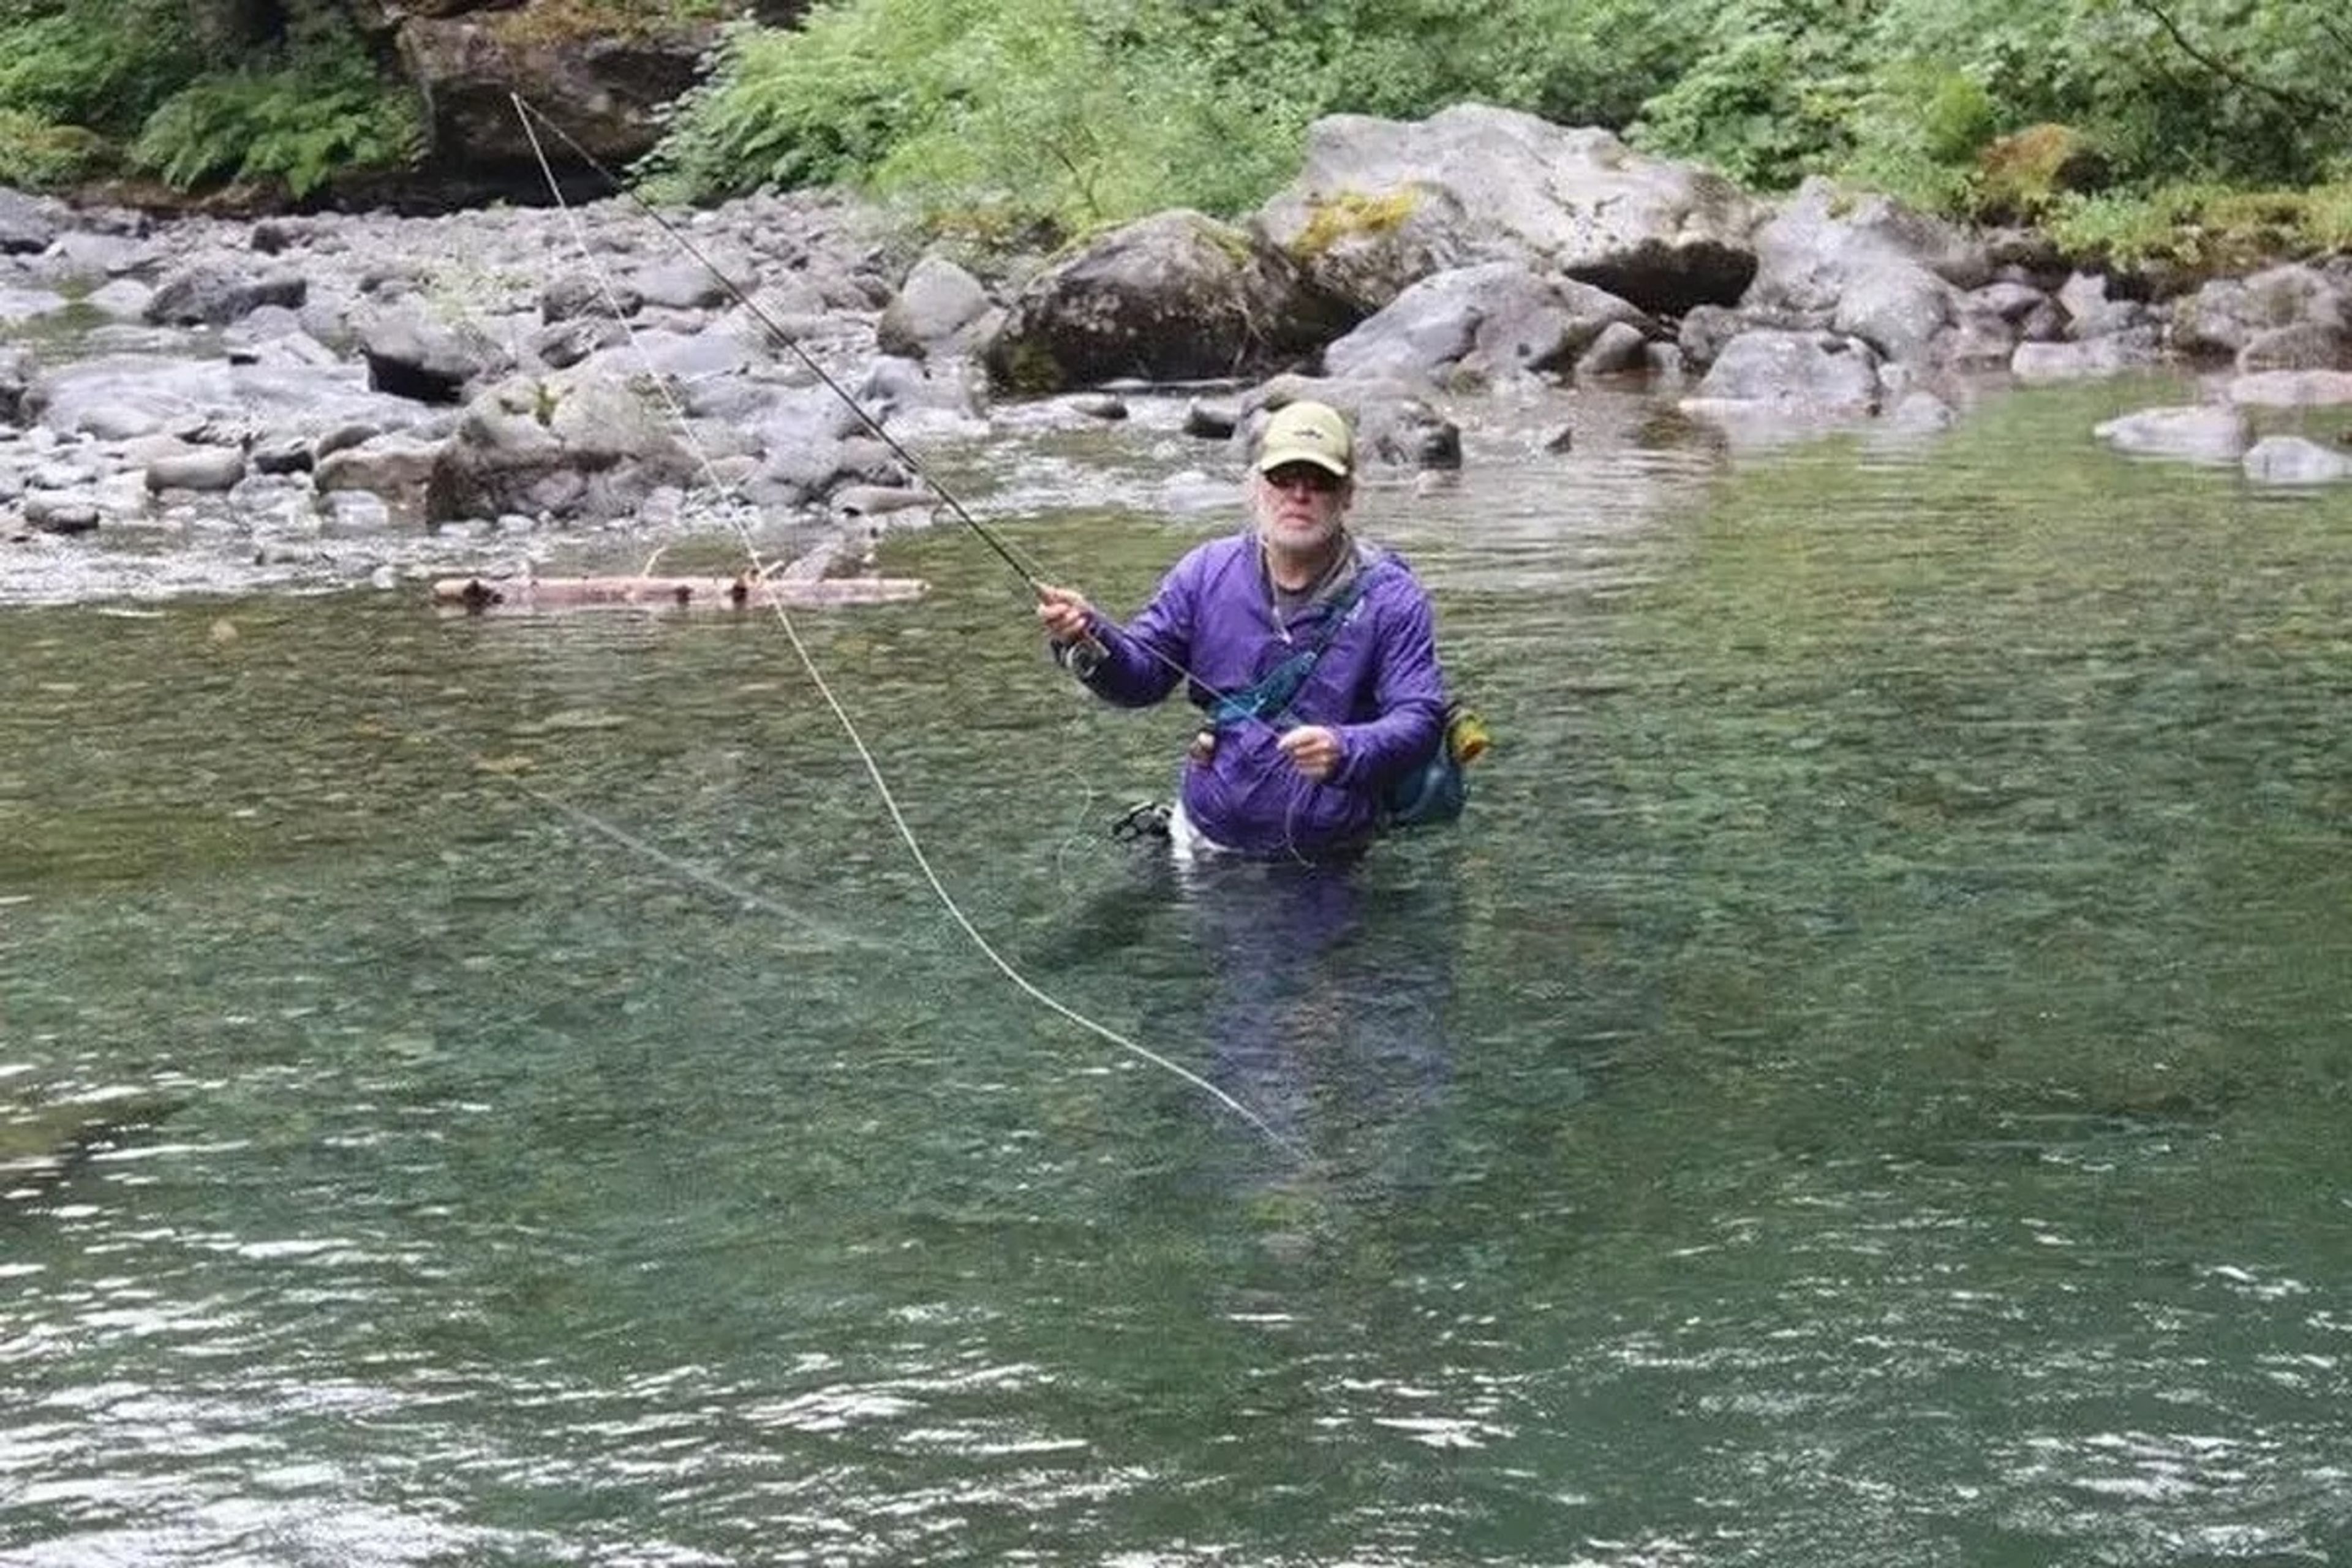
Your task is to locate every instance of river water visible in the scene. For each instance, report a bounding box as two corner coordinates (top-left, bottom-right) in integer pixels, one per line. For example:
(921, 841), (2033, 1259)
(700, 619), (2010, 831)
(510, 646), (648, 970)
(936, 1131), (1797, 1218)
(4, 377), (2349, 1566)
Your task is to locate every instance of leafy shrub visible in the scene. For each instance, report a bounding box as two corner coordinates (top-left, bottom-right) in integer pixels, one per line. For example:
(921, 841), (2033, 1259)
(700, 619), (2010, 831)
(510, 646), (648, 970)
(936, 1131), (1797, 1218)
(134, 69), (421, 198)
(0, 0), (197, 138)
(0, 105), (108, 187)
(2046, 181), (2352, 274)
(1629, 0), (1875, 188)
(132, 3), (423, 204)
(1831, 61), (1997, 213)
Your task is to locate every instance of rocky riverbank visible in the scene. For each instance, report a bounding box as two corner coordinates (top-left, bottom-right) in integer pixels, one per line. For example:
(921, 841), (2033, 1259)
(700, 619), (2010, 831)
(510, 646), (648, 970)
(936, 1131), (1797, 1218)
(4, 102), (2350, 608)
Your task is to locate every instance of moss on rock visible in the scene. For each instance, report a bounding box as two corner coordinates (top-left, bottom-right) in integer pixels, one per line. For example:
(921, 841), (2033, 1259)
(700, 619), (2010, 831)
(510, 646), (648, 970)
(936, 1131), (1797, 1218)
(1289, 187), (1423, 263)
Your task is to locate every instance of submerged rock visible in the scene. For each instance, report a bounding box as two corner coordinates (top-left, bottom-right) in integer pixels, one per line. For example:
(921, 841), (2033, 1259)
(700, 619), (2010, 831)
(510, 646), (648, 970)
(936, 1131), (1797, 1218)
(2243, 434), (2352, 485)
(1, 1088), (180, 1200)
(2093, 404), (2253, 465)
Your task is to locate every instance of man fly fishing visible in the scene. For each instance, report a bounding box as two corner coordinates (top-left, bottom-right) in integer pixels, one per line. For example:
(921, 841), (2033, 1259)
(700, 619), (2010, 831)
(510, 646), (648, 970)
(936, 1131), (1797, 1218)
(1036, 399), (1479, 862)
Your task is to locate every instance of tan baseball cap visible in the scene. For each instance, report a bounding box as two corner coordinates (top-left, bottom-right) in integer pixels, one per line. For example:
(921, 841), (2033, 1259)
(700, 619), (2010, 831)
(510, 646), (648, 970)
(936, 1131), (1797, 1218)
(1256, 400), (1354, 477)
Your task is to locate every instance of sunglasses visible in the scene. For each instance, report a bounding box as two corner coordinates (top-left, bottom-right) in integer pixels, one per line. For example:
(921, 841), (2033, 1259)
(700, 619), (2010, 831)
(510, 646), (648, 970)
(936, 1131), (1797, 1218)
(1261, 464), (1344, 495)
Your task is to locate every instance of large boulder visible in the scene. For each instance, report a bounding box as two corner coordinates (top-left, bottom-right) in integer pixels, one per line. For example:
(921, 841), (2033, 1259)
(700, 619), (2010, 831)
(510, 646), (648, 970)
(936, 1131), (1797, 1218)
(0, 188), (64, 254)
(24, 355), (432, 442)
(2226, 369), (2352, 407)
(2010, 330), (2166, 382)
(358, 307), (513, 404)
(2235, 322), (2352, 373)
(980, 210), (1354, 393)
(1832, 260), (1958, 366)
(395, 6), (721, 176)
(2092, 404), (2253, 466)
(144, 262), (306, 327)
(877, 254), (997, 361)
(1254, 104), (1762, 317)
(1746, 178), (1993, 314)
(1683, 329), (1883, 415)
(2244, 434), (2352, 485)
(426, 370), (699, 522)
(2169, 263), (2349, 360)
(316, 433), (447, 516)
(1321, 261), (1657, 386)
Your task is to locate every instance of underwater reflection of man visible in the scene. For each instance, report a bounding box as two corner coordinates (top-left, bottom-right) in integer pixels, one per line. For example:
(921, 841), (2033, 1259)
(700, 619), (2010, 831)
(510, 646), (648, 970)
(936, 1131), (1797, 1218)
(1183, 858), (1458, 1176)
(1034, 399), (1455, 863)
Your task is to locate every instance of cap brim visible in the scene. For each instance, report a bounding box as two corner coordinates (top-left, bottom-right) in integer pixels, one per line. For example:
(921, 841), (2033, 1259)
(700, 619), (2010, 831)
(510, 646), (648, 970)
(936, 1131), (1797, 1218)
(1256, 447), (1350, 477)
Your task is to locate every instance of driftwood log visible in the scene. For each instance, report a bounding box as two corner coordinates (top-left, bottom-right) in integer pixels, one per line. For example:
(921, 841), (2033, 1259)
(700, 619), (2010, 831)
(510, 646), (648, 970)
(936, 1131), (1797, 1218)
(431, 575), (929, 614)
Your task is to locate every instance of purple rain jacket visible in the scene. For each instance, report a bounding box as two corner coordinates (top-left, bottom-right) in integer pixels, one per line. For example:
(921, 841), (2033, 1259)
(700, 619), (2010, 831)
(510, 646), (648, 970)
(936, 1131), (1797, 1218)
(1065, 531), (1448, 856)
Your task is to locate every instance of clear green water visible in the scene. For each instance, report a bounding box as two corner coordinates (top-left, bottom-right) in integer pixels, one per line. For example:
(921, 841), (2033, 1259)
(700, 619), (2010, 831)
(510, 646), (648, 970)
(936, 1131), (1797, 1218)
(4, 381), (2350, 1566)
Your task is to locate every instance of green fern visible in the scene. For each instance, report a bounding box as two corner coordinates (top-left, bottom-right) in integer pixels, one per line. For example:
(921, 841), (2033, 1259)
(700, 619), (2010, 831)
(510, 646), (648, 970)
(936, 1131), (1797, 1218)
(134, 64), (420, 197)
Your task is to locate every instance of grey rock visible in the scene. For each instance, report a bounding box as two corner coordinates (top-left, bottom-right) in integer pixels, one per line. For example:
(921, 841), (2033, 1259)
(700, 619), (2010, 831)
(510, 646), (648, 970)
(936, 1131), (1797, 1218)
(1257, 104), (1762, 316)
(2092, 404), (2252, 465)
(0, 189), (62, 254)
(358, 309), (510, 404)
(2236, 322), (2351, 373)
(2011, 330), (2165, 382)
(145, 448), (249, 493)
(316, 434), (443, 509)
(1323, 261), (1656, 386)
(251, 437), (315, 475)
(982, 209), (1353, 393)
(541, 271), (641, 324)
(2242, 434), (2352, 484)
(1575, 320), (1653, 377)
(1184, 398), (1241, 439)
(145, 263), (306, 327)
(2226, 369), (2352, 407)
(81, 279), (154, 320)
(23, 492), (99, 533)
(1687, 329), (1883, 412)
(0, 284), (69, 324)
(876, 253), (993, 360)
(1833, 259), (1957, 363)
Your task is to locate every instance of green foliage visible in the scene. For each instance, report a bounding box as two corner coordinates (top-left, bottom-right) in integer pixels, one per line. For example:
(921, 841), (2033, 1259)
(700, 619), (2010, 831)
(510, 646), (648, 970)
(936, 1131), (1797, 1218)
(1630, 0), (1878, 187)
(0, 105), (107, 186)
(135, 68), (422, 198)
(641, 0), (1309, 233)
(130, 11), (421, 198)
(0, 0), (197, 139)
(637, 6), (968, 199)
(1651, 0), (2351, 198)
(1973, 122), (2108, 223)
(1834, 61), (1997, 212)
(643, 0), (1711, 242)
(0, 0), (426, 195)
(2045, 181), (2352, 272)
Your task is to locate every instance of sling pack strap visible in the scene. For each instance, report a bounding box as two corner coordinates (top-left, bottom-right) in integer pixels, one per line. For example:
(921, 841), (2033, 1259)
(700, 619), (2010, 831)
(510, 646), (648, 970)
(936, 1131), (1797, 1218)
(1206, 560), (1380, 730)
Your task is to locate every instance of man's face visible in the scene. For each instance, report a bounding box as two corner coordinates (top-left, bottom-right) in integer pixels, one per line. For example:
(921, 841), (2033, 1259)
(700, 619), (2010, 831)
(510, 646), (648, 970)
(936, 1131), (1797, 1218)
(1254, 462), (1351, 556)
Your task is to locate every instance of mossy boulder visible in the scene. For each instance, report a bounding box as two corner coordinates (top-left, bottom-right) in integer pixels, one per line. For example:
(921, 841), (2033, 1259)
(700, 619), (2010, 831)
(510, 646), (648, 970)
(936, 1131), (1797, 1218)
(1256, 104), (1763, 317)
(1975, 124), (2109, 223)
(979, 211), (1357, 394)
(394, 1), (722, 175)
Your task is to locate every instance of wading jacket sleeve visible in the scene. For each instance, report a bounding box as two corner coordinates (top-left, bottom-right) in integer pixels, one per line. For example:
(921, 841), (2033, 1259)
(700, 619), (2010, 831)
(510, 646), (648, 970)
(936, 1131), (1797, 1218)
(1066, 532), (1448, 856)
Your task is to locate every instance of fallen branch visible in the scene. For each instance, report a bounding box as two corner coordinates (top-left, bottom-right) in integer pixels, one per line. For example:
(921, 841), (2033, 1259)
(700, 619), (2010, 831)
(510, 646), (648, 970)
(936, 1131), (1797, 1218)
(431, 574), (929, 614)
